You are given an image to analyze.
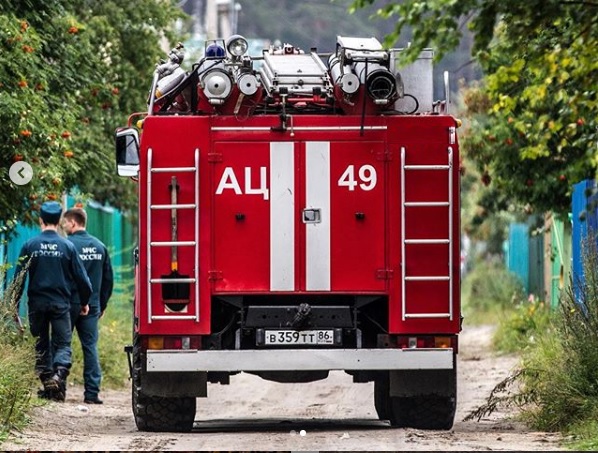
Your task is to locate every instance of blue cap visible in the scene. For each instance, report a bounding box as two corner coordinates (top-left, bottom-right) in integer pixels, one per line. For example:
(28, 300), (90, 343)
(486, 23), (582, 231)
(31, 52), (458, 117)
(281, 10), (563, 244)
(40, 201), (62, 225)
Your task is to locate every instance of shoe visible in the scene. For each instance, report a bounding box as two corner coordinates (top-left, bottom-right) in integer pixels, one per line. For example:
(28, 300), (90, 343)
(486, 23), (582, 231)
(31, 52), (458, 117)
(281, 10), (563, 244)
(50, 389), (66, 402)
(84, 397), (103, 404)
(42, 367), (68, 402)
(39, 385), (66, 402)
(37, 388), (52, 400)
(43, 376), (60, 391)
(45, 367), (69, 390)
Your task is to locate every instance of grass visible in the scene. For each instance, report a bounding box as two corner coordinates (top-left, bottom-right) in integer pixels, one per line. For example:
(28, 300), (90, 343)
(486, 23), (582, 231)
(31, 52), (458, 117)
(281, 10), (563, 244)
(493, 296), (552, 354)
(0, 263), (133, 443)
(0, 265), (38, 442)
(0, 342), (37, 442)
(516, 241), (598, 442)
(461, 256), (526, 325)
(569, 420), (598, 450)
(467, 239), (598, 450)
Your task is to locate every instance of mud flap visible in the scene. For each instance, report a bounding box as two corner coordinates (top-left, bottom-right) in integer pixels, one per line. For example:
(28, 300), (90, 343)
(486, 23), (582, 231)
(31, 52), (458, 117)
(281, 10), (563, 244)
(142, 371), (208, 398)
(124, 344), (133, 379)
(389, 368), (456, 397)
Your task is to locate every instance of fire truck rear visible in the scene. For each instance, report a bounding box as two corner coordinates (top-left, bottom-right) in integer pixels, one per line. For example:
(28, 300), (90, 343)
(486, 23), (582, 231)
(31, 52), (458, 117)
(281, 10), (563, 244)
(116, 35), (461, 432)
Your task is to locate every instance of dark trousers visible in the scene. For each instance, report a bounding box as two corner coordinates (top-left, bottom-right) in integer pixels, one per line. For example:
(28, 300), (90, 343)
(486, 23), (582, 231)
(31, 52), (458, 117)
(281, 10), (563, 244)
(28, 303), (72, 377)
(70, 304), (102, 399)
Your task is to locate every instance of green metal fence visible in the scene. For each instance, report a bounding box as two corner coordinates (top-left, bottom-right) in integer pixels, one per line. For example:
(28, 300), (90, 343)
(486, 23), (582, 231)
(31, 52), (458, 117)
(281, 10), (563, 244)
(2, 200), (135, 317)
(549, 217), (571, 309)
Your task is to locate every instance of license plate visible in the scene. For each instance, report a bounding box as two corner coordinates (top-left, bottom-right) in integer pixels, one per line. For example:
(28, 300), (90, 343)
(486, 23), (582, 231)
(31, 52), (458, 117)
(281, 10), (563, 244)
(264, 329), (334, 345)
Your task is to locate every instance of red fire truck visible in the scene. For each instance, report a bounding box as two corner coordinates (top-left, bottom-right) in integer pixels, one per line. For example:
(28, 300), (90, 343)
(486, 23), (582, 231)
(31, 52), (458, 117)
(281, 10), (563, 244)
(117, 35), (461, 432)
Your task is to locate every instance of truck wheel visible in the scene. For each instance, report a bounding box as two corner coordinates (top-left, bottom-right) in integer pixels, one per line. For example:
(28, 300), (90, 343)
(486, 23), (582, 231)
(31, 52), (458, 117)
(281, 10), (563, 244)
(373, 374), (391, 421)
(389, 395), (456, 430)
(132, 335), (196, 432)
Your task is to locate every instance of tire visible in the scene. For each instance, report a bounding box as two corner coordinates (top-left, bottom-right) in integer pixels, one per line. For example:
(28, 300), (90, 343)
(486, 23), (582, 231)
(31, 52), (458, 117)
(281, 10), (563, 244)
(390, 395), (456, 430)
(379, 368), (457, 430)
(374, 374), (392, 422)
(132, 334), (196, 432)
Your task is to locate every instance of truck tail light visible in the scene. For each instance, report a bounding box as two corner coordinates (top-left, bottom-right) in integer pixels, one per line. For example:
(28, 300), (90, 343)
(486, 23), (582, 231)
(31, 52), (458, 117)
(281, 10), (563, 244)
(147, 336), (164, 350)
(147, 336), (201, 350)
(395, 335), (457, 352)
(434, 336), (452, 349)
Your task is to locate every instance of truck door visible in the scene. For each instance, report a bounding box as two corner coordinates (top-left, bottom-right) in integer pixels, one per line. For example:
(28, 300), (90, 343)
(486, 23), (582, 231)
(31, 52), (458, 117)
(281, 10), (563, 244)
(212, 141), (272, 292)
(324, 140), (386, 292)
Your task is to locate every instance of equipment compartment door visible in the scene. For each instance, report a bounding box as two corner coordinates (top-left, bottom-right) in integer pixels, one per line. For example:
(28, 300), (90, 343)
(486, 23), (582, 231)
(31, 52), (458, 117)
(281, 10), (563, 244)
(306, 140), (386, 292)
(212, 141), (274, 292)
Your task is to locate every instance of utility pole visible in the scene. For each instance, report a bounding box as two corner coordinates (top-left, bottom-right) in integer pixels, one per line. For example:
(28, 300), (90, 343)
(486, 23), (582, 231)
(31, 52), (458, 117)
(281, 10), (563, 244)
(218, 0), (232, 38)
(192, 0), (205, 38)
(205, 0), (218, 39)
(205, 0), (238, 39)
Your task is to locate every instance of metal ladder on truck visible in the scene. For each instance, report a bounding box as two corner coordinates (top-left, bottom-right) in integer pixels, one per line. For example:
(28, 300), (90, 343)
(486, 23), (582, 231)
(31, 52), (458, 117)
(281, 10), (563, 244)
(146, 147), (200, 323)
(400, 145), (454, 321)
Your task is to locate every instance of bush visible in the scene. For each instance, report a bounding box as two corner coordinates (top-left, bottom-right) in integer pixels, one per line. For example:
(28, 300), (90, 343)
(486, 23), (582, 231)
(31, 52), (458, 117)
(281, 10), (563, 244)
(493, 296), (552, 354)
(518, 238), (598, 444)
(0, 265), (37, 441)
(468, 238), (598, 449)
(0, 261), (133, 440)
(518, 239), (598, 433)
(0, 342), (37, 441)
(461, 258), (525, 323)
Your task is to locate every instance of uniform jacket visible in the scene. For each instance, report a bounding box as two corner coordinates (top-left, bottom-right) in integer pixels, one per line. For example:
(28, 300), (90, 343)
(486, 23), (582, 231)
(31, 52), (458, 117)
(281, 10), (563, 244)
(15, 230), (92, 309)
(68, 230), (114, 312)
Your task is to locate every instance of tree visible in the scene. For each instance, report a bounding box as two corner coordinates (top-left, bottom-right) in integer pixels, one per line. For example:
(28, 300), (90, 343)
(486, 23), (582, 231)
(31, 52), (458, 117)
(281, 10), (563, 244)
(0, 0), (185, 235)
(463, 17), (597, 218)
(352, 0), (598, 218)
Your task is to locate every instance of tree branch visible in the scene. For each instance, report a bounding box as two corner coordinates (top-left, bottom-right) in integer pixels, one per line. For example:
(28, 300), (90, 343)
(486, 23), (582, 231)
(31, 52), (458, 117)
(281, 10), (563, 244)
(559, 0), (598, 6)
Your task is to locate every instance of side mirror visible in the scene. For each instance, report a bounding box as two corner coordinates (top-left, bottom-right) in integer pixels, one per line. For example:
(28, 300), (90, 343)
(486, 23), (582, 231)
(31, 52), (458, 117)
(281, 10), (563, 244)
(115, 127), (140, 177)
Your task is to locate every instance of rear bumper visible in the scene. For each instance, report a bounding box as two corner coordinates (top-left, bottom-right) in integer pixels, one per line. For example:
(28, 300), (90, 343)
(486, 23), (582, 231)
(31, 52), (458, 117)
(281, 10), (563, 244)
(146, 348), (454, 372)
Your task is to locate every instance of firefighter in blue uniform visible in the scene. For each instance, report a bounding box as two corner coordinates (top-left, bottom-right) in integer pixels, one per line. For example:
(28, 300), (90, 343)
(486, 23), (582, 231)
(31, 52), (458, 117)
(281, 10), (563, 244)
(62, 207), (114, 404)
(14, 201), (92, 401)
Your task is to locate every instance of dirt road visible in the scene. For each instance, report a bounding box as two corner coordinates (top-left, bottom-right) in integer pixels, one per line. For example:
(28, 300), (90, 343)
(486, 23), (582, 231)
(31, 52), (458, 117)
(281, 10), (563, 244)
(3, 324), (564, 451)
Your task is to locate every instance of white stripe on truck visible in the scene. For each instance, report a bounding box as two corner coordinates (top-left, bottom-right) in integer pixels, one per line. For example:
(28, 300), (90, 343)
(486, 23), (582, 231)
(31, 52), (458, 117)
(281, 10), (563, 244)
(270, 142), (295, 291)
(305, 141), (331, 291)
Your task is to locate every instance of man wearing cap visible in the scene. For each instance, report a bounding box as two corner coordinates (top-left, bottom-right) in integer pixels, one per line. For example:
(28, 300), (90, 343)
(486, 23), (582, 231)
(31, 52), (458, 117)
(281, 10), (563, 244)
(62, 207), (114, 405)
(14, 201), (92, 401)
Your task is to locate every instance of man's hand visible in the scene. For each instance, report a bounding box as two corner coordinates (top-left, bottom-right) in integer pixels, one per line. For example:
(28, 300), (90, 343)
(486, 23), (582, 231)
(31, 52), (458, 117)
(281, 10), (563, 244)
(80, 304), (90, 316)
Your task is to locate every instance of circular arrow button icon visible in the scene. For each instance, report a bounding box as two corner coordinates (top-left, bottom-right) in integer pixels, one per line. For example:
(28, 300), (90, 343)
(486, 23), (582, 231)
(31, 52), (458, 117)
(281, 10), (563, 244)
(9, 161), (33, 185)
